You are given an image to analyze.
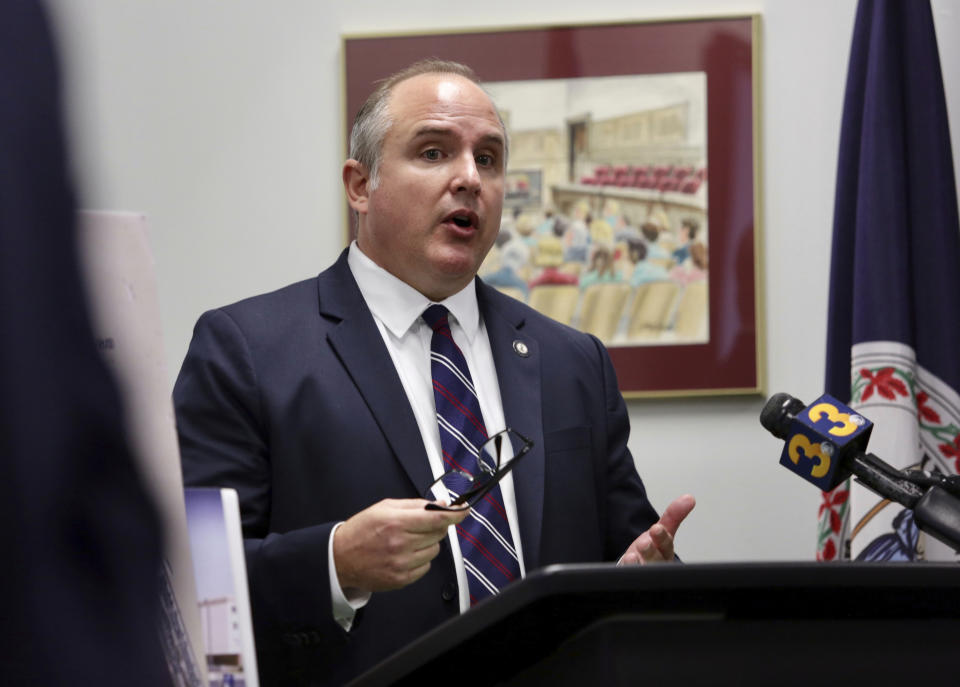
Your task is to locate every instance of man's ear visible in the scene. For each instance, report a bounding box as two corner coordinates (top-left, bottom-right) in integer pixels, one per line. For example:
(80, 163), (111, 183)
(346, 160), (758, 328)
(343, 159), (370, 214)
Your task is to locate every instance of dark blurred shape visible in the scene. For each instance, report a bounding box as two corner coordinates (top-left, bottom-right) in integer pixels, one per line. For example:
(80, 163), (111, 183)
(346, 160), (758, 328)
(759, 392), (806, 440)
(0, 1), (169, 684)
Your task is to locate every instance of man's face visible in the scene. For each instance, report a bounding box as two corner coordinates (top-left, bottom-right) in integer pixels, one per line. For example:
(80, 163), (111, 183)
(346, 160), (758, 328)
(352, 73), (506, 301)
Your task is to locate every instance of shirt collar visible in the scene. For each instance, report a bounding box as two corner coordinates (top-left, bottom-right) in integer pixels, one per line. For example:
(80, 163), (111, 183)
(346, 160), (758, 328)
(347, 241), (481, 342)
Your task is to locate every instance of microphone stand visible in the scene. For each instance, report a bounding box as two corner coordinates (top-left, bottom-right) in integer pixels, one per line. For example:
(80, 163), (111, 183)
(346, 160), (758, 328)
(850, 453), (960, 551)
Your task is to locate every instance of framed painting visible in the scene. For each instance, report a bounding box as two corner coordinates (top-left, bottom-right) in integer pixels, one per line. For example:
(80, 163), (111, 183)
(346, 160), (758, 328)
(343, 16), (763, 398)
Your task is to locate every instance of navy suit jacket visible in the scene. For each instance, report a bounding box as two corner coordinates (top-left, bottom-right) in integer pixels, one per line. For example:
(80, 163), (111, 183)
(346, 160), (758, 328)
(174, 250), (659, 685)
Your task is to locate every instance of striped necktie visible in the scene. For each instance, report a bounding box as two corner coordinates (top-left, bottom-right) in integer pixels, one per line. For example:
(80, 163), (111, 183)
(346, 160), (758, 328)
(421, 304), (520, 604)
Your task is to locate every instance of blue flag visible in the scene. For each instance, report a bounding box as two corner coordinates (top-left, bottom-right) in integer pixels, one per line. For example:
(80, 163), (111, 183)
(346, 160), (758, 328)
(820, 0), (960, 562)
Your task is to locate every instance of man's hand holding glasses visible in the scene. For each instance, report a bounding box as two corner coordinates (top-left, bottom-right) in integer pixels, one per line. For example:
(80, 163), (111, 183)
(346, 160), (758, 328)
(332, 429), (532, 594)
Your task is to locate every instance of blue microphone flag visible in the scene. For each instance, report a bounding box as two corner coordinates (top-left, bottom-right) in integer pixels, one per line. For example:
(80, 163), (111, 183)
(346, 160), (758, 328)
(779, 394), (873, 491)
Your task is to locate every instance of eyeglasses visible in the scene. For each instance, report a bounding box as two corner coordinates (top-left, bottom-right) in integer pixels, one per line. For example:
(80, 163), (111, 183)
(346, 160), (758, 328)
(423, 428), (533, 512)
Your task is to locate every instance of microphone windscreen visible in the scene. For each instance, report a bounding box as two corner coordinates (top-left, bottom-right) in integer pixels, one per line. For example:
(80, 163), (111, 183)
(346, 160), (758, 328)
(760, 392), (805, 440)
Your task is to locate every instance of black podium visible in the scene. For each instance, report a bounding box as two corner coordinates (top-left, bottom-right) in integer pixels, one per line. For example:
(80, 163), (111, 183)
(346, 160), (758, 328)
(348, 562), (960, 686)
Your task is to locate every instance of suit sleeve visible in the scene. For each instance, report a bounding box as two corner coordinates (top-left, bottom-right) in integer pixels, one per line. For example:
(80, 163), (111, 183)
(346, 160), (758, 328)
(173, 309), (350, 657)
(590, 334), (663, 560)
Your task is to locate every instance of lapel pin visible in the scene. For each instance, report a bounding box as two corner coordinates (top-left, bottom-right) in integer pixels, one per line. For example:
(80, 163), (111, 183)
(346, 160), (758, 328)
(512, 340), (529, 357)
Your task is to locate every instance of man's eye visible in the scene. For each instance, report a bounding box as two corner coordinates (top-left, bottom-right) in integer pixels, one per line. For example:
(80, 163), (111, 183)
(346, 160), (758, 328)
(422, 149), (442, 161)
(476, 154), (496, 167)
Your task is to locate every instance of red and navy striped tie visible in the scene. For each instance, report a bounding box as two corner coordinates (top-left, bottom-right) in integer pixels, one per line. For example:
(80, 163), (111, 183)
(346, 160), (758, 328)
(422, 304), (520, 605)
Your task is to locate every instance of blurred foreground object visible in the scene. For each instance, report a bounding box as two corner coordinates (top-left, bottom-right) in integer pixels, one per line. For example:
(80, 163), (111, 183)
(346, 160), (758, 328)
(0, 1), (170, 684)
(79, 211), (206, 683)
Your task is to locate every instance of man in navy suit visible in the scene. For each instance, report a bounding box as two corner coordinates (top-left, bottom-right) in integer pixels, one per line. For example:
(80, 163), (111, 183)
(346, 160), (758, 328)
(175, 59), (695, 685)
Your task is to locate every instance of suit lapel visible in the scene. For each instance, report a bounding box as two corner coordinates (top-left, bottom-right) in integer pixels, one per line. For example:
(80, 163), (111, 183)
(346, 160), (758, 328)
(479, 282), (545, 571)
(317, 253), (433, 494)
(315, 257), (547, 568)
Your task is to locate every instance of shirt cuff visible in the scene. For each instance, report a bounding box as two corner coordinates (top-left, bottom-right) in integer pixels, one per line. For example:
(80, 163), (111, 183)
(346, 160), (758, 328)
(329, 521), (372, 631)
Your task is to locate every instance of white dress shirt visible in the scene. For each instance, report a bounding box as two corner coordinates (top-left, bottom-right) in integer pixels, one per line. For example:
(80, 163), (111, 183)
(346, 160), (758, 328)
(328, 242), (526, 629)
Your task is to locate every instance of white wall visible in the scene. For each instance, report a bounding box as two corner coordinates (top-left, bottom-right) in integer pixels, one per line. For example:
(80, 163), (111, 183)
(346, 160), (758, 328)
(47, 0), (960, 562)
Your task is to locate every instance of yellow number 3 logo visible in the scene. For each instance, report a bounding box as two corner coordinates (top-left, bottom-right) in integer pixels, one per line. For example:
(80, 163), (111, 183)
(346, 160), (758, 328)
(807, 402), (859, 437)
(788, 435), (831, 478)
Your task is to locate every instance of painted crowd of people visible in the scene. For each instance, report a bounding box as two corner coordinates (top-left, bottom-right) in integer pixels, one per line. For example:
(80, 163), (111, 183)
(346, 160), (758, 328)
(480, 199), (708, 304)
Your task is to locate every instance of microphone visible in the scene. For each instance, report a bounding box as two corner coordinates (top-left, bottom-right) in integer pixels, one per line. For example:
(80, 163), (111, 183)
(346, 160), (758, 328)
(760, 392), (960, 550)
(760, 392), (873, 492)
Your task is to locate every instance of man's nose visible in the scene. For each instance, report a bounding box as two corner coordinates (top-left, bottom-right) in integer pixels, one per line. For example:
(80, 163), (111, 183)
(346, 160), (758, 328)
(451, 154), (481, 195)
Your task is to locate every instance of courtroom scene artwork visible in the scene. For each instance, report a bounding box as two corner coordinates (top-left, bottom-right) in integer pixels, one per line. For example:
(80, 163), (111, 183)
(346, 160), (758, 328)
(481, 72), (709, 346)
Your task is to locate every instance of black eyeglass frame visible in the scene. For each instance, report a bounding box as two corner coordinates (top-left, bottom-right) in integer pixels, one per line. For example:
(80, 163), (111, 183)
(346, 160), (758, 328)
(423, 428), (534, 512)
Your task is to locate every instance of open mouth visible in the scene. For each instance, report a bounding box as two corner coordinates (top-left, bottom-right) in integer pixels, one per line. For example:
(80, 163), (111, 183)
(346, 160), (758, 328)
(444, 210), (479, 230)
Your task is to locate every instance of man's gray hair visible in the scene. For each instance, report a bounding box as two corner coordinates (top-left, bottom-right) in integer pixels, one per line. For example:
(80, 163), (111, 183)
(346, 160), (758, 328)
(348, 58), (508, 190)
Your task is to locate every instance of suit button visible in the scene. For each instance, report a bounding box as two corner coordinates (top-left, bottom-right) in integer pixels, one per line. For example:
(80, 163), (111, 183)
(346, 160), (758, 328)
(441, 582), (457, 602)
